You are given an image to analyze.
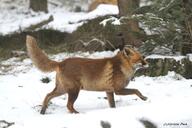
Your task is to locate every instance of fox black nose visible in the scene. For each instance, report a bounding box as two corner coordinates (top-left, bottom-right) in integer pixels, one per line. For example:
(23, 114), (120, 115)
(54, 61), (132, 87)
(142, 59), (148, 65)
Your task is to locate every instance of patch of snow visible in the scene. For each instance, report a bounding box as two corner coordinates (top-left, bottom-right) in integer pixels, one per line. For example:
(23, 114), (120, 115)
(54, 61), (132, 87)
(81, 4), (118, 20)
(187, 54), (192, 62)
(100, 16), (121, 26)
(146, 54), (186, 62)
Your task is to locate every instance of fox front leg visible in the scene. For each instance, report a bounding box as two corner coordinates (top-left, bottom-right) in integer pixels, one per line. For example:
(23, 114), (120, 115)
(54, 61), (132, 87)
(115, 88), (148, 101)
(106, 92), (116, 108)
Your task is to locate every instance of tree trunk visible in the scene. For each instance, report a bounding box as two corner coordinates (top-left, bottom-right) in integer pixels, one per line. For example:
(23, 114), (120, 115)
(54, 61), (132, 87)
(117, 0), (142, 47)
(118, 0), (139, 17)
(29, 0), (48, 13)
(181, 0), (192, 55)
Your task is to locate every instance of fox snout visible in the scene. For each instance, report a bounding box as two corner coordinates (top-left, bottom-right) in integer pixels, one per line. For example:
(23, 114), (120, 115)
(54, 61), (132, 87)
(141, 59), (148, 65)
(141, 59), (149, 68)
(134, 58), (148, 71)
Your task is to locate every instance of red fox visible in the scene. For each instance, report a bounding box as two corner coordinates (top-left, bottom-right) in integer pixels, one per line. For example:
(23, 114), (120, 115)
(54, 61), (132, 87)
(88, 0), (117, 11)
(26, 35), (148, 114)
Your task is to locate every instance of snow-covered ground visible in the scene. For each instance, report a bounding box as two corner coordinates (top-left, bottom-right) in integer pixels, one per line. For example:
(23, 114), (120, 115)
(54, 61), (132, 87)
(0, 51), (192, 128)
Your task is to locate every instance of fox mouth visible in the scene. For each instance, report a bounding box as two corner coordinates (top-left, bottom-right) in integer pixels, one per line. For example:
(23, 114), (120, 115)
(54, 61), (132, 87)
(134, 63), (142, 70)
(134, 62), (149, 71)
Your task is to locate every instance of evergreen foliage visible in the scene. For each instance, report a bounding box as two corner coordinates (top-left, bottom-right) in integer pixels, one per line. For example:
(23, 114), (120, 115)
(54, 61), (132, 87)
(132, 0), (192, 55)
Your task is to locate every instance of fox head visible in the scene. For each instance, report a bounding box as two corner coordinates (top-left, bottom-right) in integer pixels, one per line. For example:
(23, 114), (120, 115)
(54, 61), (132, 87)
(122, 47), (148, 66)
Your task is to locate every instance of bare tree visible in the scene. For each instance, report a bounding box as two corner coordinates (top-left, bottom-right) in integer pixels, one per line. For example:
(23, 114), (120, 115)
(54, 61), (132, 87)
(118, 0), (139, 17)
(117, 0), (142, 47)
(29, 0), (48, 13)
(182, 0), (192, 54)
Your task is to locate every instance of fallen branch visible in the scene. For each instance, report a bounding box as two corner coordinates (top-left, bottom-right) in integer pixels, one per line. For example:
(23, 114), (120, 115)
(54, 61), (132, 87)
(25, 15), (54, 31)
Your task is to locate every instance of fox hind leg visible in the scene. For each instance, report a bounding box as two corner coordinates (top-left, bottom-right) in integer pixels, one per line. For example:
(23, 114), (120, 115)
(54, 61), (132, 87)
(67, 89), (80, 113)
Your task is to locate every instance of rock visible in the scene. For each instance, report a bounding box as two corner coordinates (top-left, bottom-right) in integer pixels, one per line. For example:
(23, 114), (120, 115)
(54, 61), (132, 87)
(100, 121), (111, 128)
(41, 77), (51, 83)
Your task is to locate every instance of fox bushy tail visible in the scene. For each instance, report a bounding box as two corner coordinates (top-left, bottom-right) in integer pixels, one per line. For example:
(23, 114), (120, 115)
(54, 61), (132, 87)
(26, 35), (58, 72)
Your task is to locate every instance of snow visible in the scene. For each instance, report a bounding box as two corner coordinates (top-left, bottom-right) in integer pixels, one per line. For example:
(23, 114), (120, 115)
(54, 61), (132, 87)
(100, 16), (121, 26)
(1, 51), (192, 128)
(0, 1), (118, 35)
(146, 54), (186, 62)
(187, 54), (192, 62)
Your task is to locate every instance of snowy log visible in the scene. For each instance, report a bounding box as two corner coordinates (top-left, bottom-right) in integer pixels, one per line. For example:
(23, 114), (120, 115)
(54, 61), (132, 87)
(25, 15), (53, 31)
(135, 55), (192, 79)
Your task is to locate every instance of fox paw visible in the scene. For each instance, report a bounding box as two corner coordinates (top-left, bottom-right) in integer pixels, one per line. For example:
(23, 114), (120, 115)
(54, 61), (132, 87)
(141, 96), (148, 101)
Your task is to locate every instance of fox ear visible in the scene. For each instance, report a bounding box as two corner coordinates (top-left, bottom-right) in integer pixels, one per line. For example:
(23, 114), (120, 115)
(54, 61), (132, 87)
(123, 48), (131, 56)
